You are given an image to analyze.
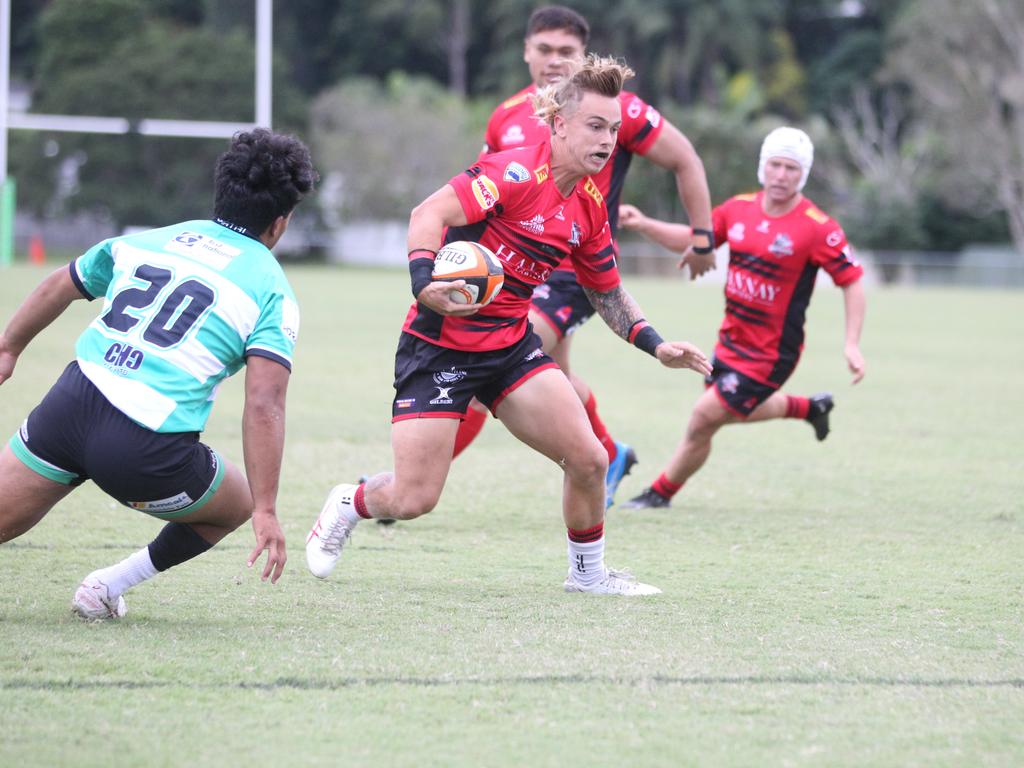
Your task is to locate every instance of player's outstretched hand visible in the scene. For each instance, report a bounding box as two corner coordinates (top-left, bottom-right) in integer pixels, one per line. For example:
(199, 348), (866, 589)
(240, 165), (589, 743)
(248, 509), (287, 583)
(655, 341), (712, 375)
(845, 342), (866, 384)
(678, 248), (716, 280)
(417, 280), (484, 317)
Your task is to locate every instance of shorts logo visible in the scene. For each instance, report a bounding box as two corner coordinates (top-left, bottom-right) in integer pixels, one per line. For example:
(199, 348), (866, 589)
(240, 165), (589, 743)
(534, 164), (550, 184)
(555, 306), (572, 325)
(720, 372), (740, 394)
(627, 97), (643, 119)
(430, 386), (454, 405)
(471, 176), (500, 211)
(519, 214), (545, 235)
(433, 367), (466, 385)
(826, 229), (844, 248)
(728, 222), (745, 242)
(128, 492), (194, 513)
(503, 162), (530, 183)
(768, 233), (794, 257)
(396, 398), (416, 409)
(532, 284), (551, 300)
(19, 419), (29, 443)
(500, 124), (525, 146)
(524, 347), (545, 362)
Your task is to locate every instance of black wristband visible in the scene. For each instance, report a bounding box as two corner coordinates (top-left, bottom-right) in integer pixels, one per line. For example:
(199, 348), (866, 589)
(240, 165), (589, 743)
(409, 256), (434, 299)
(628, 320), (664, 358)
(692, 227), (715, 255)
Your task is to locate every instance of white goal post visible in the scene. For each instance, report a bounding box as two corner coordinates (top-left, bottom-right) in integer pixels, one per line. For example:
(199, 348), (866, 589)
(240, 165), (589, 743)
(0, 0), (273, 264)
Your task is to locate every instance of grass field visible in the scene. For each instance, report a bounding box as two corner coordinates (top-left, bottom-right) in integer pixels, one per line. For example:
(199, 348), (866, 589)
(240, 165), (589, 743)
(1, 263), (1021, 767)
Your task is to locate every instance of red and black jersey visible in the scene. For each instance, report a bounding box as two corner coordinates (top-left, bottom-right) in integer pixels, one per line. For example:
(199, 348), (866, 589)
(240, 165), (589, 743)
(711, 191), (863, 385)
(482, 84), (663, 240)
(402, 143), (619, 352)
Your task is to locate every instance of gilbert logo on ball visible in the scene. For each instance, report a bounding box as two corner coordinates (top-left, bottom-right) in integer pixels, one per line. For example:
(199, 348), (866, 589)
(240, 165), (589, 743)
(432, 241), (504, 305)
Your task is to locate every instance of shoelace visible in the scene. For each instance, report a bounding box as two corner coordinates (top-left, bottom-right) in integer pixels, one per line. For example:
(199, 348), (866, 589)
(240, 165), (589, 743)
(319, 513), (352, 556)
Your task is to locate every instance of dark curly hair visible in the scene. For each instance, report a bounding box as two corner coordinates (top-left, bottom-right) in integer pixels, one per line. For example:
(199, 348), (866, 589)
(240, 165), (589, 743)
(214, 129), (318, 236)
(526, 6), (589, 45)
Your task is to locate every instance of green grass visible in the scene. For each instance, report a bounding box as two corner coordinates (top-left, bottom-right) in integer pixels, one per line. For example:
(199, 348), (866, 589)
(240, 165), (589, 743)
(1, 263), (1021, 767)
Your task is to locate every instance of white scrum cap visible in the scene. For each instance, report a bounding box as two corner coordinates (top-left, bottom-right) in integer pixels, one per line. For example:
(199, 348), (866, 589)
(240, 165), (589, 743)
(757, 126), (814, 191)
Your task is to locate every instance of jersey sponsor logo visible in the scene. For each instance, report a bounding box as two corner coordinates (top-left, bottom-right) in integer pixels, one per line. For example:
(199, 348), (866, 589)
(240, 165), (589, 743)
(500, 124), (526, 146)
(805, 206), (829, 224)
(103, 342), (145, 372)
(583, 177), (604, 205)
(493, 243), (554, 283)
(569, 221), (582, 247)
(433, 367), (466, 385)
(768, 233), (794, 257)
(519, 214), (545, 235)
(826, 229), (844, 248)
(502, 93), (530, 109)
(728, 222), (746, 242)
(554, 205), (566, 221)
(471, 175), (500, 211)
(645, 105), (662, 127)
(165, 231), (241, 269)
(726, 269), (782, 303)
(503, 161), (531, 183)
(534, 163), (550, 184)
(281, 296), (300, 344)
(756, 220), (771, 233)
(841, 245), (860, 266)
(128, 492), (194, 513)
(627, 97), (643, 119)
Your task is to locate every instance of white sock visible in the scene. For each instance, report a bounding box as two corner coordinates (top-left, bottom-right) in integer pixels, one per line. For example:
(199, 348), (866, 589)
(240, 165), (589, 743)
(340, 504), (363, 526)
(567, 535), (606, 586)
(92, 547), (158, 598)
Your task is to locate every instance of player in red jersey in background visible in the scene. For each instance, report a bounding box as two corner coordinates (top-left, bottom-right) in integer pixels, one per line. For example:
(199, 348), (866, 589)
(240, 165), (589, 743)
(306, 56), (712, 595)
(618, 126), (866, 509)
(453, 6), (714, 508)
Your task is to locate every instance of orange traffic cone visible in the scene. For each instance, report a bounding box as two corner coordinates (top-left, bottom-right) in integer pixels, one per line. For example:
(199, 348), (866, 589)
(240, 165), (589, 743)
(29, 234), (46, 265)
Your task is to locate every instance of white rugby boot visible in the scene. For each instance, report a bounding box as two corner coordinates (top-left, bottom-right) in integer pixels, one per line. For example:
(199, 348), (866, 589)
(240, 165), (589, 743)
(72, 574), (127, 619)
(563, 567), (662, 596)
(306, 483), (359, 579)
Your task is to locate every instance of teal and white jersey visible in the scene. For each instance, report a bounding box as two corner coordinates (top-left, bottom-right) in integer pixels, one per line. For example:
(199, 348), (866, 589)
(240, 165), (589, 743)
(70, 219), (299, 433)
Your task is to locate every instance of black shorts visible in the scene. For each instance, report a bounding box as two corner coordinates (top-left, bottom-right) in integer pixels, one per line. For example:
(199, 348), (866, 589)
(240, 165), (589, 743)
(392, 330), (559, 420)
(9, 362), (225, 518)
(530, 270), (596, 339)
(705, 357), (780, 417)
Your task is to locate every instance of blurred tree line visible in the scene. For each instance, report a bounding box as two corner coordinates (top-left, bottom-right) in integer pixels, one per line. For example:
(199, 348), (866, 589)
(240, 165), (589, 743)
(7, 0), (1021, 254)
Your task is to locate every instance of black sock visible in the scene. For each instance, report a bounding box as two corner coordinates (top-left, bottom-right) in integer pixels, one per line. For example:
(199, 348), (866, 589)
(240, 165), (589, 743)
(148, 522), (213, 572)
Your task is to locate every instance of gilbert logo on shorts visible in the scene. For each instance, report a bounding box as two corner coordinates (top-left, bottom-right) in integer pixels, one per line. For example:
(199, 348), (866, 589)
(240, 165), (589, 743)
(128, 492), (194, 513)
(472, 176), (500, 211)
(430, 386), (454, 405)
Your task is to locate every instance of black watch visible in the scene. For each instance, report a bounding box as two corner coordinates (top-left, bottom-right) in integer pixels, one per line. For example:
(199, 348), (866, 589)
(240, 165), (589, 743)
(692, 227), (715, 255)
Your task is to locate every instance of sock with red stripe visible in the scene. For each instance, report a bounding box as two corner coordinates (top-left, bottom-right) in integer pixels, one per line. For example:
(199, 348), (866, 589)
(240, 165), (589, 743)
(452, 406), (488, 458)
(353, 483), (372, 519)
(567, 523), (605, 586)
(785, 395), (811, 420)
(583, 393), (617, 461)
(651, 473), (683, 501)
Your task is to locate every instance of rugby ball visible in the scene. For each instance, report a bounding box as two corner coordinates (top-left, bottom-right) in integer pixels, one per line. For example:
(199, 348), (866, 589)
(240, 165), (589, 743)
(432, 241), (504, 305)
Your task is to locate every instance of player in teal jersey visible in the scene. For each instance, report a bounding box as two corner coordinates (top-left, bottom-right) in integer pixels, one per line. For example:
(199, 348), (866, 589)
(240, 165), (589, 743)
(0, 129), (317, 619)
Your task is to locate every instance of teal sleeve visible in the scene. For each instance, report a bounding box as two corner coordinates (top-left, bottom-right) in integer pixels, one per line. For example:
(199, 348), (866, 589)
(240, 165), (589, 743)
(245, 286), (299, 371)
(73, 238), (116, 300)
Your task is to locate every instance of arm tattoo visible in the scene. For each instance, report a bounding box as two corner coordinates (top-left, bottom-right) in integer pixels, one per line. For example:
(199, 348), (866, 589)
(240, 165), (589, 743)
(583, 285), (644, 341)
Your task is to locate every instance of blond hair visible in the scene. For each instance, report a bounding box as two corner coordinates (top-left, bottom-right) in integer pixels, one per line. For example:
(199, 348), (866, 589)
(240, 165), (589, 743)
(531, 54), (635, 126)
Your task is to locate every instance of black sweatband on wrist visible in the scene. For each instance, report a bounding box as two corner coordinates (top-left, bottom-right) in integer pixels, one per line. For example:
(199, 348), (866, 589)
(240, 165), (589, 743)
(409, 254), (435, 299)
(628, 320), (664, 357)
(692, 227), (715, 255)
